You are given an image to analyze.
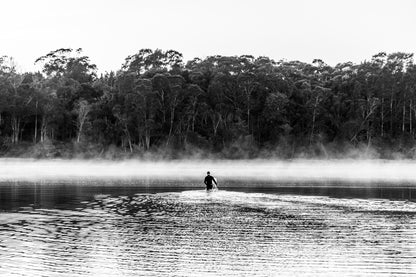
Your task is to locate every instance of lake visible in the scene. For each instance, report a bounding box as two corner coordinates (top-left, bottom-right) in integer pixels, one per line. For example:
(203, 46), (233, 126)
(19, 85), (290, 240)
(0, 179), (415, 276)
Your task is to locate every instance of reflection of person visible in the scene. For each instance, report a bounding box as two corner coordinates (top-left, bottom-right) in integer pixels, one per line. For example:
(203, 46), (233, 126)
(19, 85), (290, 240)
(204, 171), (218, 191)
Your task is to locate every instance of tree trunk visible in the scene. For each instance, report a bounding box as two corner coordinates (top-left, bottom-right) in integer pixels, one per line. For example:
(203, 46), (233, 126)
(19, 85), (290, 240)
(124, 125), (133, 153)
(145, 130), (150, 150)
(77, 125), (82, 143)
(76, 101), (90, 143)
(159, 89), (166, 125)
(410, 100), (412, 135)
(309, 96), (319, 145)
(390, 92), (394, 136)
(246, 89), (250, 135)
(77, 119), (85, 143)
(20, 123), (25, 142)
(34, 101), (38, 143)
(166, 94), (178, 146)
(381, 97), (384, 137)
(127, 137), (133, 153)
(191, 97), (198, 132)
(166, 107), (175, 146)
(40, 115), (47, 143)
(11, 116), (20, 144)
(402, 101), (405, 133)
(351, 98), (378, 143)
(247, 105), (250, 134)
(211, 113), (221, 137)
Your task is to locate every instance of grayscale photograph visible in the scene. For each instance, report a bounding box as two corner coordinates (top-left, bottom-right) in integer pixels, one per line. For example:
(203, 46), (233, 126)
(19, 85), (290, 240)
(0, 0), (415, 276)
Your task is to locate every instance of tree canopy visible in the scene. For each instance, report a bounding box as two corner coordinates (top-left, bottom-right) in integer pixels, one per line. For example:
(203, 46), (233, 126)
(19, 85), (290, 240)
(1, 49), (415, 158)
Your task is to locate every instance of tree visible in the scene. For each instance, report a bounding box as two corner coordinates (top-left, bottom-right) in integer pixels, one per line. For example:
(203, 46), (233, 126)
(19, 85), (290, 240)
(2, 49), (416, 158)
(135, 78), (159, 150)
(35, 48), (97, 82)
(74, 100), (91, 143)
(0, 58), (27, 144)
(123, 49), (183, 76)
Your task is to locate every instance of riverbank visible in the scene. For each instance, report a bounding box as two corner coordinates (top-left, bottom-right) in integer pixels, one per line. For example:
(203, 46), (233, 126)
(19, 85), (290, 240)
(2, 137), (416, 160)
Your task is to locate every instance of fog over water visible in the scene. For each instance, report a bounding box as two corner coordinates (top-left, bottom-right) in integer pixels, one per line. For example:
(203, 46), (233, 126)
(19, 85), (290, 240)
(1, 159), (416, 276)
(1, 158), (416, 183)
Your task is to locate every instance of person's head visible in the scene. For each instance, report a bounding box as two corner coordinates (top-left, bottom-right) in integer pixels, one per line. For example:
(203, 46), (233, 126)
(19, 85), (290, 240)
(207, 171), (210, 175)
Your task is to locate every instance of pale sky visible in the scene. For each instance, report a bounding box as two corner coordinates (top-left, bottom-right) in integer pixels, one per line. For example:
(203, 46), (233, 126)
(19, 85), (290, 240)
(1, 0), (415, 73)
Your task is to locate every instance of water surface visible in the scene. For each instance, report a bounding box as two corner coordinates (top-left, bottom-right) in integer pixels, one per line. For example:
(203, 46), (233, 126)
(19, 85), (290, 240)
(0, 180), (415, 276)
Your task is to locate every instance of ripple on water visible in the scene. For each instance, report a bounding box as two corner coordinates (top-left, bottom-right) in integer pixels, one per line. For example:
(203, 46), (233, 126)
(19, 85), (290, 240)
(0, 190), (415, 276)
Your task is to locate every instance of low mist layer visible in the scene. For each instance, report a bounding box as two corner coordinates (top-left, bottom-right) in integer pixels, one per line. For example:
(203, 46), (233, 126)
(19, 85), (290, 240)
(1, 158), (416, 184)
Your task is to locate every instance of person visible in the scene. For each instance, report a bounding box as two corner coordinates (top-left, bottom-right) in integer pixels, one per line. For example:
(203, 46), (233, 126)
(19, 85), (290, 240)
(204, 171), (218, 191)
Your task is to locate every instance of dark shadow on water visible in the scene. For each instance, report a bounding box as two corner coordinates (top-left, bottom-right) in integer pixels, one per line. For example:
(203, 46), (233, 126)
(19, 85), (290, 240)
(0, 179), (415, 211)
(1, 180), (416, 276)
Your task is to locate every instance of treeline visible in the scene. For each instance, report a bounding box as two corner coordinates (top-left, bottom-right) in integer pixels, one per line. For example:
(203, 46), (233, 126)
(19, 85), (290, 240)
(0, 49), (415, 159)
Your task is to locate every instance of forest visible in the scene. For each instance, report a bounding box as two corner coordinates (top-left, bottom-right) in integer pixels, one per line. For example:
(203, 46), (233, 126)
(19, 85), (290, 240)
(0, 49), (415, 159)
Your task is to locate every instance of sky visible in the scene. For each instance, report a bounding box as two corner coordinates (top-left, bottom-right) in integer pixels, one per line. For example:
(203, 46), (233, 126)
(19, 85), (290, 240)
(1, 0), (415, 73)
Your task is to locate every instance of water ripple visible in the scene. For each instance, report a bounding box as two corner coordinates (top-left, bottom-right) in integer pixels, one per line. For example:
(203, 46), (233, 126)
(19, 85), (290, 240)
(0, 190), (415, 276)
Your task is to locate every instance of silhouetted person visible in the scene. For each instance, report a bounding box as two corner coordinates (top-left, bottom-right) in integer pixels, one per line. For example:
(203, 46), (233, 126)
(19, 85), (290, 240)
(204, 171), (218, 191)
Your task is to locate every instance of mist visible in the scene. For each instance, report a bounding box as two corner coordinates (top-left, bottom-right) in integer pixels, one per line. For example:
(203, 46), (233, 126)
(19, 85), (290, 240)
(1, 158), (416, 183)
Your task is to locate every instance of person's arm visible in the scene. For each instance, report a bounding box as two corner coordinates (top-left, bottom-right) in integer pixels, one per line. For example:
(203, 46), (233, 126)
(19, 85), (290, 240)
(204, 177), (207, 185)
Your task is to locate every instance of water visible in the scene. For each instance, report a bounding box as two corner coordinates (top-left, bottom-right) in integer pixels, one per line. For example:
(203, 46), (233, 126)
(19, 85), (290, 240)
(1, 180), (416, 276)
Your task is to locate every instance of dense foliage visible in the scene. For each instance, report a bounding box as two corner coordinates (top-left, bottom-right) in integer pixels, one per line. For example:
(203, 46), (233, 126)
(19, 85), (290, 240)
(1, 49), (415, 158)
